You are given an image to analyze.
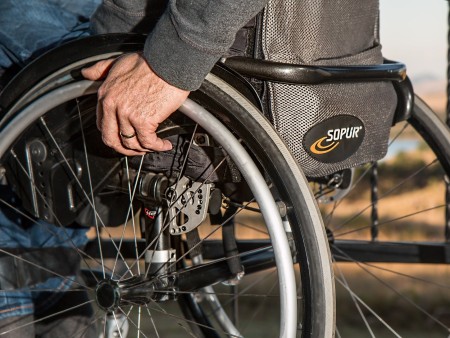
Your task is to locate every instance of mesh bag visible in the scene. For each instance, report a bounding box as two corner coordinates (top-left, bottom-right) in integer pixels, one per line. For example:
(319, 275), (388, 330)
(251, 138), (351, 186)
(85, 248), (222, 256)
(234, 0), (398, 177)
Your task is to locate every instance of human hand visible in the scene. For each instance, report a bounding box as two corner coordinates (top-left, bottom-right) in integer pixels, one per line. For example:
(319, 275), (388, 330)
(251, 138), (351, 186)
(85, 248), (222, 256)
(81, 52), (189, 156)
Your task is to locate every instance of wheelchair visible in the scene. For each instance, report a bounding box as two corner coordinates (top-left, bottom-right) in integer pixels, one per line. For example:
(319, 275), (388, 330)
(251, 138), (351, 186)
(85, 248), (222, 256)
(0, 29), (449, 338)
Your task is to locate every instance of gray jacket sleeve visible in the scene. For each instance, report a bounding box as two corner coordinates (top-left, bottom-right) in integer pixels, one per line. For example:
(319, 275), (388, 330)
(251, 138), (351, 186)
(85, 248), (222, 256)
(144, 0), (268, 90)
(91, 0), (268, 91)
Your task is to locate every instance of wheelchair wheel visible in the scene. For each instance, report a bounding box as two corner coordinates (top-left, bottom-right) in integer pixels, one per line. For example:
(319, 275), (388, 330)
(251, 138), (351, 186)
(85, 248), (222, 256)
(0, 35), (334, 337)
(317, 96), (450, 336)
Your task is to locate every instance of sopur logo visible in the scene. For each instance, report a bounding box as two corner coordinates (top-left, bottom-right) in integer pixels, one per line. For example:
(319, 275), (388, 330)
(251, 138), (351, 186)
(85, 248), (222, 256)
(310, 126), (364, 155)
(304, 115), (365, 163)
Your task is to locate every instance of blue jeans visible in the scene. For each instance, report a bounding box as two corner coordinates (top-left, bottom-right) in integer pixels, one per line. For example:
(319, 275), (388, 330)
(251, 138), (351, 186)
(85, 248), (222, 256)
(0, 193), (88, 319)
(0, 0), (101, 320)
(0, 0), (100, 69)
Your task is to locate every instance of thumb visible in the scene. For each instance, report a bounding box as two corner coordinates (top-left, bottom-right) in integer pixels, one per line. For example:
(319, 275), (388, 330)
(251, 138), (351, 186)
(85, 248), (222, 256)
(81, 58), (116, 80)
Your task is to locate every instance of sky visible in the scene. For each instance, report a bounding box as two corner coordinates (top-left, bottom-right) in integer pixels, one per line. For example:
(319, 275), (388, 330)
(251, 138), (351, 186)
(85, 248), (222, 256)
(379, 0), (447, 82)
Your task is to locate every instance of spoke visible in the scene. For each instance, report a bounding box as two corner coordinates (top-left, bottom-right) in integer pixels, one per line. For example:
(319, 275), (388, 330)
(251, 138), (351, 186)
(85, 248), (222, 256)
(335, 326), (342, 338)
(140, 199), (261, 285)
(145, 306), (160, 338)
(147, 299), (199, 338)
(143, 125), (199, 277)
(118, 306), (149, 338)
(388, 122), (410, 144)
(333, 246), (450, 332)
(333, 253), (450, 289)
(3, 288), (87, 293)
(71, 309), (102, 338)
(0, 299), (94, 336)
(323, 200), (339, 229)
(91, 160), (124, 201)
(322, 122), (411, 222)
(147, 298), (201, 337)
(123, 153), (230, 281)
(102, 313), (107, 338)
(241, 277), (278, 336)
(129, 157), (144, 276)
(146, 301), (240, 338)
(205, 269), (280, 319)
(178, 323), (200, 338)
(0, 246), (90, 290)
(39, 117), (133, 272)
(111, 155), (144, 278)
(235, 221), (269, 235)
(321, 163), (372, 222)
(335, 277), (401, 338)
(112, 312), (124, 338)
(335, 204), (445, 238)
(152, 289), (282, 298)
(137, 305), (142, 338)
(333, 158), (439, 235)
(334, 261), (375, 337)
(77, 99), (106, 279)
(0, 198), (117, 280)
(117, 306), (134, 338)
(8, 152), (101, 283)
(174, 124), (199, 187)
(226, 200), (261, 213)
(165, 198), (258, 276)
(148, 245), (273, 291)
(125, 135), (252, 282)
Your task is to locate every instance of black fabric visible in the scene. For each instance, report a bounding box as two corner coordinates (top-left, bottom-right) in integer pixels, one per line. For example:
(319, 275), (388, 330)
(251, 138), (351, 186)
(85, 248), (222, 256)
(131, 135), (229, 183)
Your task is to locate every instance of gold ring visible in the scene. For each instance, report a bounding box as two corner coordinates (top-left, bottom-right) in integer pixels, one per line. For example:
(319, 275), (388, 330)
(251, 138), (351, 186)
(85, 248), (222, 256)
(120, 131), (136, 139)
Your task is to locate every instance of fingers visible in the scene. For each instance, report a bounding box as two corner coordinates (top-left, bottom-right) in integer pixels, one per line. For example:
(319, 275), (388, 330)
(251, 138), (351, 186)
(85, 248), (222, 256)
(121, 131), (172, 153)
(117, 113), (150, 153)
(117, 115), (174, 153)
(97, 92), (167, 155)
(118, 114), (173, 153)
(97, 97), (145, 157)
(87, 53), (187, 156)
(134, 123), (173, 152)
(81, 58), (116, 80)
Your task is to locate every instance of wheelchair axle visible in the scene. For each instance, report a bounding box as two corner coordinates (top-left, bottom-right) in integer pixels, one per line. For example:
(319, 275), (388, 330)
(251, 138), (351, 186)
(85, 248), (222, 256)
(95, 275), (177, 313)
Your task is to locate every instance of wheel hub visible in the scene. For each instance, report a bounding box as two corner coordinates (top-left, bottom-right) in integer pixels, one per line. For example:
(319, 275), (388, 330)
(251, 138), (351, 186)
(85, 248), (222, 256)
(95, 279), (121, 312)
(95, 276), (176, 312)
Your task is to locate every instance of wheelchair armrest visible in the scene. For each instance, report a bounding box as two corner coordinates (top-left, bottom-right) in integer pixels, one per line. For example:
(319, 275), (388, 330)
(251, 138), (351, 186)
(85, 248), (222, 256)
(222, 56), (406, 85)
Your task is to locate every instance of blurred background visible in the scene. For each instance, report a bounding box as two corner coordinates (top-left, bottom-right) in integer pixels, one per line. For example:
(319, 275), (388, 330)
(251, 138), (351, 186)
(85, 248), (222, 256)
(331, 2), (450, 336)
(380, 0), (447, 116)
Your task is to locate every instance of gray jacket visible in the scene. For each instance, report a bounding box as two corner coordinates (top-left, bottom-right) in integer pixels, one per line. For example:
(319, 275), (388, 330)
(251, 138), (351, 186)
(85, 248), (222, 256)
(91, 0), (268, 91)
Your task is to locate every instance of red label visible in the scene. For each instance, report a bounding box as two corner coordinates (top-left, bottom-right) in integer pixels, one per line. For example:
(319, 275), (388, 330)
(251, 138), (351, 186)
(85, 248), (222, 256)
(144, 208), (157, 219)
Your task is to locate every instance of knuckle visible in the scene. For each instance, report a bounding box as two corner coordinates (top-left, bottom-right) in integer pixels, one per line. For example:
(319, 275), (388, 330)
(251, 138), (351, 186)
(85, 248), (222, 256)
(121, 106), (134, 118)
(102, 96), (115, 111)
(128, 113), (142, 125)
